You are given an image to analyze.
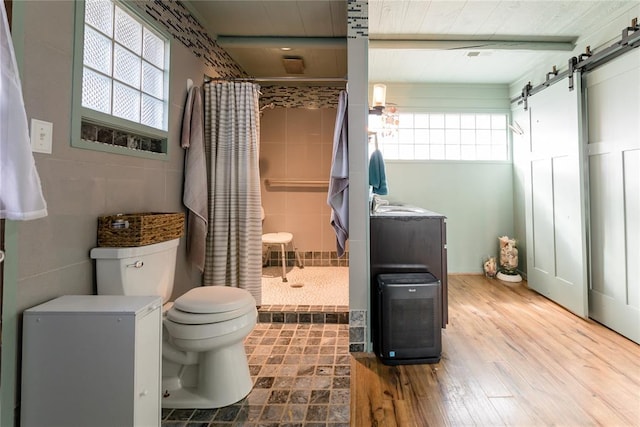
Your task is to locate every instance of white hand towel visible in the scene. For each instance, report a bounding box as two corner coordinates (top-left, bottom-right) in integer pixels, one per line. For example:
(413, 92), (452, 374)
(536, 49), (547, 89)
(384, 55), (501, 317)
(181, 86), (207, 271)
(0, 2), (47, 220)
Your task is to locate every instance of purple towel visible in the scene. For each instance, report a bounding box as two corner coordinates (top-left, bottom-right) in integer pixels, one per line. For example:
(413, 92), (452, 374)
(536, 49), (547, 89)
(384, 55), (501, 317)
(327, 91), (349, 257)
(181, 86), (208, 271)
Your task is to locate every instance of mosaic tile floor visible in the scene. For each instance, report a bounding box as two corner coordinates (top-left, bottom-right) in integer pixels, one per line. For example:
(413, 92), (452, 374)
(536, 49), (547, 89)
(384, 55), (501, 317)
(261, 266), (348, 307)
(161, 323), (350, 426)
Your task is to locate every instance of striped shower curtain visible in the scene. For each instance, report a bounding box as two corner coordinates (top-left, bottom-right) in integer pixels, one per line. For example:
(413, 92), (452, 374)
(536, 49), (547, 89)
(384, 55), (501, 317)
(203, 82), (262, 305)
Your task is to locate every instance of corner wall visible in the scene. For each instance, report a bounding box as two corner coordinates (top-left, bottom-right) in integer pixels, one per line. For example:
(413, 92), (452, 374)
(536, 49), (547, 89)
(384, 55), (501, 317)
(346, 0), (370, 352)
(2, 2), (238, 424)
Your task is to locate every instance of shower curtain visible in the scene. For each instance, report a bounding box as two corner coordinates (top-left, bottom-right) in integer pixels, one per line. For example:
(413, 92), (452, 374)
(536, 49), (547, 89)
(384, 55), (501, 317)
(203, 81), (262, 305)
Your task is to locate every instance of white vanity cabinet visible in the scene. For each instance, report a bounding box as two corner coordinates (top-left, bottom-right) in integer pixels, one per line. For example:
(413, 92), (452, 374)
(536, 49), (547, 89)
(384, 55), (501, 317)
(21, 295), (162, 427)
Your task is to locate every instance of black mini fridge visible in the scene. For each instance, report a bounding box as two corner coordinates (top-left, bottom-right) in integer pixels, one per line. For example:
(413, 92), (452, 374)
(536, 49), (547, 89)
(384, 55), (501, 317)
(375, 273), (442, 365)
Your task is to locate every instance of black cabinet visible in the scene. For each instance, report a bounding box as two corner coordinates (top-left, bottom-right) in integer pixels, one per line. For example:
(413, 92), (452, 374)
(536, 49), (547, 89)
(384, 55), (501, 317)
(370, 208), (447, 364)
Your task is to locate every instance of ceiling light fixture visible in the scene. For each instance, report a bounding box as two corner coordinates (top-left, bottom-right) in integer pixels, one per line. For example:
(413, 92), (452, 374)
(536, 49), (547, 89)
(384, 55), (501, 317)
(368, 83), (399, 138)
(280, 47), (292, 51)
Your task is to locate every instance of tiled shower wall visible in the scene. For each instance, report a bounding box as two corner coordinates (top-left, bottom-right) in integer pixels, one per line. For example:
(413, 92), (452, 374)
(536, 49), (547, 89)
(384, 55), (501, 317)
(264, 250), (349, 268)
(260, 107), (348, 260)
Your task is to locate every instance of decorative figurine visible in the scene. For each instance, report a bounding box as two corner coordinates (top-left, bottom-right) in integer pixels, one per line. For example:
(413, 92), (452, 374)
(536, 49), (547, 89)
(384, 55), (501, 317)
(496, 236), (522, 283)
(483, 256), (497, 278)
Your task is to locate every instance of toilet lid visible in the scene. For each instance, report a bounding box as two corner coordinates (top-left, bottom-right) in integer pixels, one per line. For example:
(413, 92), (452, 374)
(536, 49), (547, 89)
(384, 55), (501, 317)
(173, 286), (255, 314)
(167, 304), (256, 325)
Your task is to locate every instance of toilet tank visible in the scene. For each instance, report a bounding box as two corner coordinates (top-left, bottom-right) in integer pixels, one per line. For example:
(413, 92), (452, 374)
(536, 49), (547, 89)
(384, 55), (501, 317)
(90, 238), (179, 303)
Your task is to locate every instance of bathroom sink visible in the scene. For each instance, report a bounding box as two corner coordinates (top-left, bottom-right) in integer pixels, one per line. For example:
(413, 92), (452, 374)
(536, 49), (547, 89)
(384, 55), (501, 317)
(370, 196), (432, 215)
(374, 205), (427, 214)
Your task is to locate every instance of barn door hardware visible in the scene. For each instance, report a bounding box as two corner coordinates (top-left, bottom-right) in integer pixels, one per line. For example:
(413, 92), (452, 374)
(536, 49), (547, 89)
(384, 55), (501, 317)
(622, 18), (638, 46)
(521, 82), (532, 111)
(545, 65), (558, 83)
(512, 18), (640, 109)
(567, 57), (578, 91)
(578, 46), (592, 62)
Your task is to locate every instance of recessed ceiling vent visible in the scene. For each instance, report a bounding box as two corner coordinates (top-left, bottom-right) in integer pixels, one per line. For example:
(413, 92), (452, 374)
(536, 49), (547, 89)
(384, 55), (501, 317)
(282, 56), (305, 74)
(466, 51), (492, 57)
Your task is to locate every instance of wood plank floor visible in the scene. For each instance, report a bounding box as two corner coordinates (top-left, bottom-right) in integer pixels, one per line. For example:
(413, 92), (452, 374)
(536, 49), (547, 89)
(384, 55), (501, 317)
(351, 275), (640, 426)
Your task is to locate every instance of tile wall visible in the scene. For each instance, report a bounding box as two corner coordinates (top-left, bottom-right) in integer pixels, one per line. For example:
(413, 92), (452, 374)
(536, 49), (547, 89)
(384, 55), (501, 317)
(263, 250), (349, 268)
(260, 107), (342, 254)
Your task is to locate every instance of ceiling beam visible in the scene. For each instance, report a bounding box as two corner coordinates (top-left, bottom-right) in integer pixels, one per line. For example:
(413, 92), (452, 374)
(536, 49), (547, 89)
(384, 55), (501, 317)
(369, 39), (576, 51)
(216, 36), (347, 49)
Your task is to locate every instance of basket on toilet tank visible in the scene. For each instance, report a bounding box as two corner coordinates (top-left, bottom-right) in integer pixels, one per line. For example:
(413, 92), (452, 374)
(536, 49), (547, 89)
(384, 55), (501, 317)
(97, 212), (185, 247)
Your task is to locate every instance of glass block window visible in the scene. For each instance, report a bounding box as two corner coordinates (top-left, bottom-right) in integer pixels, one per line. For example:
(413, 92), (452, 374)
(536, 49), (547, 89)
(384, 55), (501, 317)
(81, 0), (168, 133)
(369, 112), (509, 161)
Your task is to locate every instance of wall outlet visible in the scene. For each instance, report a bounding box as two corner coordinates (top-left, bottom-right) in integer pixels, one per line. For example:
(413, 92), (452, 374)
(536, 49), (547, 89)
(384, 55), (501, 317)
(30, 119), (53, 154)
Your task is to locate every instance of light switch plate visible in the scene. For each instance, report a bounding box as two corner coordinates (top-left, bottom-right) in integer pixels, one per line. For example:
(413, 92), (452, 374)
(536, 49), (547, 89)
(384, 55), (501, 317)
(30, 119), (53, 154)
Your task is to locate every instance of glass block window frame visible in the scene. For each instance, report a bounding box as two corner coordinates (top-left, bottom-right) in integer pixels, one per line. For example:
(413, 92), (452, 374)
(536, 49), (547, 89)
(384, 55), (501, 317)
(368, 111), (511, 162)
(71, 0), (170, 158)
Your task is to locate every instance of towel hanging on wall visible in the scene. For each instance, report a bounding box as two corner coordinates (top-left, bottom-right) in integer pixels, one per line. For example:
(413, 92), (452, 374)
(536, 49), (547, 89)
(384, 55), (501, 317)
(181, 86), (208, 271)
(327, 90), (349, 257)
(0, 2), (47, 220)
(369, 149), (388, 195)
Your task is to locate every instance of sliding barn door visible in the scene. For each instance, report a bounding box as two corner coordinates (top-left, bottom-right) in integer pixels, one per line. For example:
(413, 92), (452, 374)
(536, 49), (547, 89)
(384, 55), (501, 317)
(585, 49), (640, 343)
(524, 79), (589, 317)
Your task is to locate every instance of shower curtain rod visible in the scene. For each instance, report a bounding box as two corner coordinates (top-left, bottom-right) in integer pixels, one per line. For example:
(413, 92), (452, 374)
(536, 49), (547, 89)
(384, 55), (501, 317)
(253, 77), (347, 83)
(204, 76), (256, 83)
(204, 75), (347, 83)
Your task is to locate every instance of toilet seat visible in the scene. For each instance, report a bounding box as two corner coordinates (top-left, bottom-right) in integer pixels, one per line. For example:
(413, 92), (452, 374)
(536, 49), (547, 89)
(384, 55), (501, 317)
(166, 286), (256, 325)
(168, 304), (254, 325)
(164, 309), (257, 340)
(174, 286), (255, 314)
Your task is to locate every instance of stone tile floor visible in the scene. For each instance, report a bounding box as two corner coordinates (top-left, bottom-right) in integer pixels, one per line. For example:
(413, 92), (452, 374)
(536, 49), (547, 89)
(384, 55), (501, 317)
(161, 323), (350, 426)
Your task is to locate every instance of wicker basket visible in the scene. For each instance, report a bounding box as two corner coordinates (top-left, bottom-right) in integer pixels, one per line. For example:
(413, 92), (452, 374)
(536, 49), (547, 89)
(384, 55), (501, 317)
(97, 212), (185, 247)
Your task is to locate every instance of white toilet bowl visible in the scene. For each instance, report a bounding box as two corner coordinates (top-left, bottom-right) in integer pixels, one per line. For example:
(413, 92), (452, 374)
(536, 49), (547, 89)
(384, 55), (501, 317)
(90, 239), (258, 410)
(161, 286), (257, 409)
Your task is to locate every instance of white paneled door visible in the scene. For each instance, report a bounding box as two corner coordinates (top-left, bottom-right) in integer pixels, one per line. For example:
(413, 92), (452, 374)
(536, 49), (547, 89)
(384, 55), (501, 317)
(585, 49), (640, 343)
(524, 79), (589, 317)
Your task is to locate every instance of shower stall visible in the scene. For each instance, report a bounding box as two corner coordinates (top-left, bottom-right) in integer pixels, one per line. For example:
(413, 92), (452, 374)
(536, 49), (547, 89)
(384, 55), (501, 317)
(258, 94), (349, 308)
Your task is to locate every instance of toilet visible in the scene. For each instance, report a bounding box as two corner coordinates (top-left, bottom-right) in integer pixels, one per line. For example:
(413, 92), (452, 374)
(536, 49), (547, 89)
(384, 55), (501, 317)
(90, 238), (257, 409)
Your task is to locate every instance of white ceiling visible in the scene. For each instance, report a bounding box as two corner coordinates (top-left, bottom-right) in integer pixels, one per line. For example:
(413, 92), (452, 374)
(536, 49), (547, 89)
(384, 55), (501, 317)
(369, 0), (636, 84)
(185, 1), (637, 85)
(186, 0), (348, 83)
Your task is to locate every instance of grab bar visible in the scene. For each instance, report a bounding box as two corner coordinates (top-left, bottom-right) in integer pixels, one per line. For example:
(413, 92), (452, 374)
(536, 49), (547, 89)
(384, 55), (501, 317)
(265, 179), (329, 189)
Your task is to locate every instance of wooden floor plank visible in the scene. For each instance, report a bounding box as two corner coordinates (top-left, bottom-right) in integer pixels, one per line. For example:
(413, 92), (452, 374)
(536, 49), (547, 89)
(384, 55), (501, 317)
(351, 275), (640, 426)
(488, 396), (538, 426)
